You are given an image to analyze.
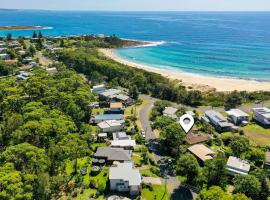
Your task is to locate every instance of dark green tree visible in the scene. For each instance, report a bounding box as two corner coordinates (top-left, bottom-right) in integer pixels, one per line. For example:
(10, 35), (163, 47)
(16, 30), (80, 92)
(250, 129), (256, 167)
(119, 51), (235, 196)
(203, 152), (227, 189)
(224, 91), (242, 110)
(177, 153), (200, 184)
(229, 136), (249, 158)
(233, 174), (261, 200)
(32, 31), (37, 38)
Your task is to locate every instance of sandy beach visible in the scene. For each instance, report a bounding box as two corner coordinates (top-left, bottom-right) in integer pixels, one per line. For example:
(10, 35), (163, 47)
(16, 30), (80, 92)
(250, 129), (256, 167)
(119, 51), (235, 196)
(99, 48), (270, 92)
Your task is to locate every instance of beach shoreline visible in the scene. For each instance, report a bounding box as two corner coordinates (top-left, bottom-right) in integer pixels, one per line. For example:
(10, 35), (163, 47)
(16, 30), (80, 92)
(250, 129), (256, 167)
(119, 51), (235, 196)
(99, 48), (270, 92)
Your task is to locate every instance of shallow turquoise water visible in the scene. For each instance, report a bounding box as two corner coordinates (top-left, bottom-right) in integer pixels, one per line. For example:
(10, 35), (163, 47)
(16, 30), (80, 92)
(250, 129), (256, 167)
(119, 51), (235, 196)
(1, 10), (270, 81)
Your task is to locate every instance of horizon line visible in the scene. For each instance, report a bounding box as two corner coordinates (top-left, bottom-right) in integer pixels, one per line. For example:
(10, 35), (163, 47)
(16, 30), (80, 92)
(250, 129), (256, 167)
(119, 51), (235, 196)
(1, 8), (270, 12)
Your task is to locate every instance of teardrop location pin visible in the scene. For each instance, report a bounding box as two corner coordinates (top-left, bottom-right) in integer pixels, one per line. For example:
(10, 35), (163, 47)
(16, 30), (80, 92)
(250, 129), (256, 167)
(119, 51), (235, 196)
(179, 114), (194, 133)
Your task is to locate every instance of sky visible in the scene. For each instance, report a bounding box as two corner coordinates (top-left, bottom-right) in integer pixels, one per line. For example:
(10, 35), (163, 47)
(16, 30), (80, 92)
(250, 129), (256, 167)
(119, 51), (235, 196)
(2, 0), (270, 11)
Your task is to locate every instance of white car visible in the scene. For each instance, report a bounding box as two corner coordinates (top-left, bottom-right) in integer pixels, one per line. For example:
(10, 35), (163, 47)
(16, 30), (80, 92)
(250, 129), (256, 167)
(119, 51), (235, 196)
(141, 129), (146, 138)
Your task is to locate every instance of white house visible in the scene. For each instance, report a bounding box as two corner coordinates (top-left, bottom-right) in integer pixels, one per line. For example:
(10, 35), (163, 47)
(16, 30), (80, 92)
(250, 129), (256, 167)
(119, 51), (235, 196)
(252, 107), (270, 126)
(0, 53), (10, 60)
(98, 120), (125, 133)
(113, 132), (131, 140)
(92, 84), (106, 94)
(110, 139), (136, 149)
(226, 109), (249, 125)
(163, 107), (178, 119)
(226, 156), (250, 176)
(109, 162), (141, 195)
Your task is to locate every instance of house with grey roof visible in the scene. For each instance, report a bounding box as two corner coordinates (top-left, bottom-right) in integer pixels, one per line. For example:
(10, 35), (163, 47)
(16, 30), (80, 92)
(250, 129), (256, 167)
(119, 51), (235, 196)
(113, 94), (135, 106)
(113, 132), (131, 140)
(109, 162), (142, 195)
(94, 147), (132, 163)
(226, 109), (249, 125)
(202, 110), (233, 132)
(163, 107), (178, 119)
(252, 107), (270, 127)
(226, 156), (250, 176)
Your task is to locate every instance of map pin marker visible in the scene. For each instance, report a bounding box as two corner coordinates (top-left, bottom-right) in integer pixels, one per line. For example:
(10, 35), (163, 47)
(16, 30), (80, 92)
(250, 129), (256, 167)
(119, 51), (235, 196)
(179, 114), (194, 133)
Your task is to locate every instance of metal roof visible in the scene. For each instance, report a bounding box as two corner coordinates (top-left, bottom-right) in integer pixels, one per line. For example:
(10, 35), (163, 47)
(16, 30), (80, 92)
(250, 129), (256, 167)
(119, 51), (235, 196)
(109, 163), (141, 186)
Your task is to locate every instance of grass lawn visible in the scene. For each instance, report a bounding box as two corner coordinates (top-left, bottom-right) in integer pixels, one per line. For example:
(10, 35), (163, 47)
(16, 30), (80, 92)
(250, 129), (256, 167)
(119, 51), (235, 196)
(132, 153), (143, 166)
(243, 124), (270, 147)
(178, 176), (187, 183)
(88, 166), (109, 188)
(141, 184), (170, 200)
(140, 166), (160, 178)
(92, 108), (105, 115)
(74, 189), (105, 200)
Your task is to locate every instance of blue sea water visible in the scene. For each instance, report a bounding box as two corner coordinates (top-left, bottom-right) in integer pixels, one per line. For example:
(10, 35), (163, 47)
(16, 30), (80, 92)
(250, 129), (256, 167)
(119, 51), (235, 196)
(1, 10), (270, 81)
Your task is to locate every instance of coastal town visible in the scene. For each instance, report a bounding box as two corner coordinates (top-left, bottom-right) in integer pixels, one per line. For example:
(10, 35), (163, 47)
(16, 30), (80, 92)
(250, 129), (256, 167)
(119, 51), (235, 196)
(0, 32), (270, 200)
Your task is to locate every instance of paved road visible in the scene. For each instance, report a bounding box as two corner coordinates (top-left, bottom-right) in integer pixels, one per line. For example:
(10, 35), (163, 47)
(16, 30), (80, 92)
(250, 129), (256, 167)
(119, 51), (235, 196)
(37, 51), (52, 66)
(139, 95), (186, 199)
(139, 95), (156, 139)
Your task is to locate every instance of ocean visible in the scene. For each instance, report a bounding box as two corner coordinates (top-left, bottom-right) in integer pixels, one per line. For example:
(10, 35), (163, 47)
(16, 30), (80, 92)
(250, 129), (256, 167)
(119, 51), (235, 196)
(1, 10), (270, 81)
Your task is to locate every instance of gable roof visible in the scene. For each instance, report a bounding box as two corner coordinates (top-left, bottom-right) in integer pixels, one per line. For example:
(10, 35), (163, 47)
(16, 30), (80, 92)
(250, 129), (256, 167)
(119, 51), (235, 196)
(226, 156), (250, 175)
(188, 144), (215, 162)
(94, 147), (131, 161)
(226, 109), (249, 117)
(185, 131), (210, 145)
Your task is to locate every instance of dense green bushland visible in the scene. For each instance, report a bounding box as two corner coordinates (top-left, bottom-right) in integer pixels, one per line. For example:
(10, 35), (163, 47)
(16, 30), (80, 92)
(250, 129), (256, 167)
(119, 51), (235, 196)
(0, 64), (97, 199)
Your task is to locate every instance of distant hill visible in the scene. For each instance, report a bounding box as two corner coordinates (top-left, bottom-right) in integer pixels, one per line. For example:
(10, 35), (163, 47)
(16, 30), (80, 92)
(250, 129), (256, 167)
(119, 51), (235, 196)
(0, 8), (18, 11)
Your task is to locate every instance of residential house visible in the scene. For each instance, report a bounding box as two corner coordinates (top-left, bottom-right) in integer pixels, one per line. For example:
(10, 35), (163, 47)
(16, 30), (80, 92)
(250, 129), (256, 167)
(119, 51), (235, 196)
(16, 71), (30, 80)
(91, 114), (124, 124)
(226, 109), (249, 125)
(185, 131), (210, 145)
(109, 102), (124, 114)
(0, 53), (10, 60)
(110, 140), (136, 150)
(226, 156), (250, 175)
(0, 48), (7, 53)
(252, 107), (270, 127)
(0, 42), (5, 48)
(22, 57), (33, 64)
(98, 120), (125, 133)
(92, 84), (106, 94)
(94, 147), (132, 163)
(264, 152), (270, 168)
(113, 132), (131, 140)
(163, 107), (178, 119)
(188, 144), (215, 163)
(8, 41), (21, 48)
(109, 162), (141, 195)
(113, 94), (135, 106)
(18, 50), (26, 56)
(99, 89), (122, 101)
(202, 110), (233, 132)
(46, 67), (58, 75)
